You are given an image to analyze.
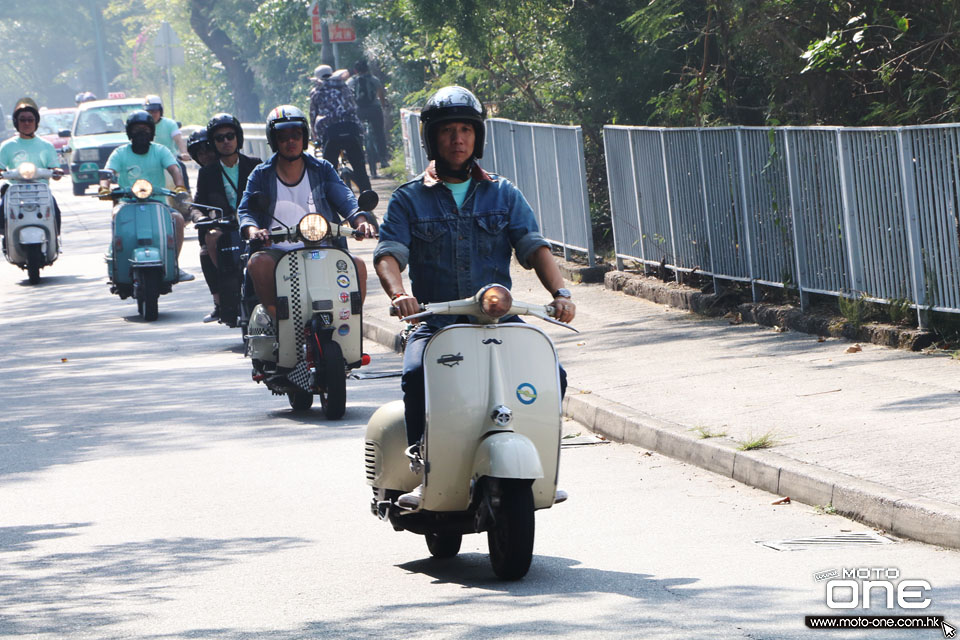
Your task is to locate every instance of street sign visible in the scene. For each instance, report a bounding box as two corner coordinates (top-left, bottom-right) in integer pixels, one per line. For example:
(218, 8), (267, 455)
(153, 21), (184, 68)
(309, 1), (356, 44)
(327, 22), (356, 43)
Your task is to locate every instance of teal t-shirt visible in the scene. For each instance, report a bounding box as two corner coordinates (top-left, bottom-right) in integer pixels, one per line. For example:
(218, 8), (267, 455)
(443, 178), (472, 208)
(154, 117), (180, 156)
(105, 142), (177, 200)
(0, 136), (59, 184)
(221, 160), (240, 209)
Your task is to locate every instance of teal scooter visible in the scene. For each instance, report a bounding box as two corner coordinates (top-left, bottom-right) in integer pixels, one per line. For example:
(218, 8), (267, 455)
(101, 175), (183, 321)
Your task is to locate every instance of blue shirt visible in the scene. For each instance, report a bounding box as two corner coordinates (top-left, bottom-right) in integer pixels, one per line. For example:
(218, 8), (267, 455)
(105, 142), (177, 202)
(374, 162), (549, 319)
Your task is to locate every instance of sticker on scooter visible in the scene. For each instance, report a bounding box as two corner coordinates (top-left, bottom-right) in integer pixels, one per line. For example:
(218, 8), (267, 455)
(338, 324), (350, 336)
(516, 383), (537, 405)
(310, 250), (321, 260)
(482, 338), (502, 345)
(339, 309), (350, 320)
(437, 353), (463, 367)
(336, 259), (348, 272)
(337, 274), (350, 288)
(339, 292), (350, 302)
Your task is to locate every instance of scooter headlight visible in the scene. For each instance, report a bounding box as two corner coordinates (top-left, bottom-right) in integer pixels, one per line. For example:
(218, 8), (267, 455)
(17, 162), (37, 180)
(479, 285), (512, 319)
(299, 214), (329, 242)
(131, 179), (153, 200)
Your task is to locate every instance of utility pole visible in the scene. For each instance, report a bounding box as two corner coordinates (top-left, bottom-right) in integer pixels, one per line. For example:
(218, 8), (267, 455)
(90, 0), (109, 97)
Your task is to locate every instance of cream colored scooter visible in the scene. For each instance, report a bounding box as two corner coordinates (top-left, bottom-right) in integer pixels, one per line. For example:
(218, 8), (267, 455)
(365, 284), (575, 580)
(1, 162), (58, 284)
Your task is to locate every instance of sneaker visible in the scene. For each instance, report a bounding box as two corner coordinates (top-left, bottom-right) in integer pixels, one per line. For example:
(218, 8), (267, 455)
(203, 305), (220, 323)
(397, 484), (423, 510)
(177, 268), (196, 282)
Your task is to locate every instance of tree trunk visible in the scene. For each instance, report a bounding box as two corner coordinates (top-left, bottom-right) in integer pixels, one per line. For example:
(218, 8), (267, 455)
(188, 0), (261, 122)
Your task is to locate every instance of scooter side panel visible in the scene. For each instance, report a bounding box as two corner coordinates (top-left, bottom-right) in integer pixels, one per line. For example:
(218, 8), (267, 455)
(275, 248), (362, 370)
(365, 400), (420, 491)
(422, 324), (562, 512)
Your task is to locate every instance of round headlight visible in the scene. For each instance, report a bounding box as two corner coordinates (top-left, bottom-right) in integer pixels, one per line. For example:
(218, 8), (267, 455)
(479, 285), (513, 319)
(299, 214), (329, 242)
(131, 179), (153, 199)
(17, 162), (37, 180)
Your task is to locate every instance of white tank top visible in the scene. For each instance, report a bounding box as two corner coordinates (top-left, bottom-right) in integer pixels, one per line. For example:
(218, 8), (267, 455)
(273, 172), (314, 251)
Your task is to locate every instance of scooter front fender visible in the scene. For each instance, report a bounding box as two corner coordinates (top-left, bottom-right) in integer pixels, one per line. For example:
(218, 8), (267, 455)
(18, 226), (46, 245)
(473, 431), (544, 481)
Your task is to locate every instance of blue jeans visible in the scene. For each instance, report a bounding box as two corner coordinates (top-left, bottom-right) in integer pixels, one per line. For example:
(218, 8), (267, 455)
(401, 320), (568, 446)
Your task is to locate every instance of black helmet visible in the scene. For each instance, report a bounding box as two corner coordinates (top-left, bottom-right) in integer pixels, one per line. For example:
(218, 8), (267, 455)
(12, 97), (40, 133)
(125, 110), (156, 140)
(206, 112), (244, 149)
(186, 129), (211, 163)
(265, 105), (309, 153)
(419, 85), (486, 161)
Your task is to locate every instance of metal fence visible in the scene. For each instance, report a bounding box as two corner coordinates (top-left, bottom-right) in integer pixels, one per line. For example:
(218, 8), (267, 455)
(240, 123), (271, 162)
(400, 110), (595, 266)
(604, 124), (960, 325)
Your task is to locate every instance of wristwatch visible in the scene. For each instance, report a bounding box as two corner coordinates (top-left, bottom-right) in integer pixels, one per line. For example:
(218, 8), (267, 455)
(553, 288), (572, 299)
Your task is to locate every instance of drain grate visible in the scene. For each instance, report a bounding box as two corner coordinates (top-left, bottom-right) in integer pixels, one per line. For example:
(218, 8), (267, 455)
(759, 531), (898, 551)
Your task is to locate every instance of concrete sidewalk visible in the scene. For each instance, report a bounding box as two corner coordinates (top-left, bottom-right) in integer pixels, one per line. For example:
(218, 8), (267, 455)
(353, 177), (960, 549)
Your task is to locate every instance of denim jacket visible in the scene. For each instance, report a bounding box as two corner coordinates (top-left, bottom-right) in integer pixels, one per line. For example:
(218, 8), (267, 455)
(374, 162), (549, 318)
(238, 152), (358, 248)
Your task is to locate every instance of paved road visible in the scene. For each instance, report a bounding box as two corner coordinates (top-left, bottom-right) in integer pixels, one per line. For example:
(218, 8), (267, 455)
(1, 179), (959, 639)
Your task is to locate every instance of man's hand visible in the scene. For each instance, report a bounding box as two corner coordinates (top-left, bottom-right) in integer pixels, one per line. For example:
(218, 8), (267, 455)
(97, 185), (113, 200)
(551, 297), (576, 324)
(352, 220), (377, 239)
(51, 168), (64, 180)
(391, 294), (420, 320)
(247, 226), (272, 244)
(179, 153), (192, 162)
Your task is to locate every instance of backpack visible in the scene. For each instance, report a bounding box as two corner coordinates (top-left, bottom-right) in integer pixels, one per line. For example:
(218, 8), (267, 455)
(354, 75), (378, 108)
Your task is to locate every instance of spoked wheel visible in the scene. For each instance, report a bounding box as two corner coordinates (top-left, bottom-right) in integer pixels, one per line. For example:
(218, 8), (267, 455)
(317, 340), (346, 419)
(426, 533), (462, 559)
(138, 269), (161, 321)
(26, 244), (42, 284)
(288, 391), (314, 411)
(487, 480), (535, 580)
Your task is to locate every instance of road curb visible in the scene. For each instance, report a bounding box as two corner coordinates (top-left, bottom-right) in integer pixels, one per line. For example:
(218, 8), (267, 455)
(362, 315), (960, 550)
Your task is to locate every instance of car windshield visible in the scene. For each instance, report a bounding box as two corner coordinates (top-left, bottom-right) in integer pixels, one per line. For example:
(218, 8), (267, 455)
(37, 111), (76, 136)
(76, 105), (141, 136)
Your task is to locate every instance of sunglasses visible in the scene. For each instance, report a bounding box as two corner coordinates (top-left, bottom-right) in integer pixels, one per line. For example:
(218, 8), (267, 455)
(276, 129), (302, 143)
(214, 131), (236, 143)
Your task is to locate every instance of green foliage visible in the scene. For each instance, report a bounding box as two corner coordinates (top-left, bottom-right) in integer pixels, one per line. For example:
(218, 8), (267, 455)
(838, 291), (870, 329)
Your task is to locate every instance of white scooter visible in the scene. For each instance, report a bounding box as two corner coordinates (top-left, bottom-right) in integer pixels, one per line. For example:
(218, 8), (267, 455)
(365, 284), (575, 580)
(246, 191), (379, 417)
(1, 162), (58, 284)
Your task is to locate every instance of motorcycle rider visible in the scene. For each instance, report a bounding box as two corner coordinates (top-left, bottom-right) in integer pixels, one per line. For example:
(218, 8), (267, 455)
(308, 64), (372, 192)
(0, 98), (65, 236)
(98, 110), (195, 282)
(143, 95), (192, 191)
(192, 113), (260, 323)
(373, 86), (575, 508)
(186, 128), (216, 168)
(347, 59), (389, 175)
(238, 105), (375, 383)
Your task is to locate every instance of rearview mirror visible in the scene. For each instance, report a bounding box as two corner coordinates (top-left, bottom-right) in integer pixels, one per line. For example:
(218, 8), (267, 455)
(357, 190), (379, 212)
(59, 129), (71, 138)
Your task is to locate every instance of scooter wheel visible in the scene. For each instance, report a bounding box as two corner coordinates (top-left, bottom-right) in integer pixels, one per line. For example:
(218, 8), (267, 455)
(487, 480), (535, 580)
(26, 244), (42, 284)
(426, 533), (462, 558)
(288, 391), (313, 411)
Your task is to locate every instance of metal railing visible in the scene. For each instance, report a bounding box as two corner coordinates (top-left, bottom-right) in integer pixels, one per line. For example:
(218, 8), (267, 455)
(240, 123), (271, 162)
(604, 124), (960, 326)
(400, 110), (595, 266)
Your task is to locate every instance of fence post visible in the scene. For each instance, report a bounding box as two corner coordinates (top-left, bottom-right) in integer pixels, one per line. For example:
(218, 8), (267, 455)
(659, 130), (681, 283)
(896, 128), (929, 330)
(783, 128), (810, 310)
(552, 128), (572, 262)
(735, 128), (758, 302)
(576, 127), (596, 267)
(628, 129), (645, 269)
(836, 129), (866, 297)
(695, 129), (718, 293)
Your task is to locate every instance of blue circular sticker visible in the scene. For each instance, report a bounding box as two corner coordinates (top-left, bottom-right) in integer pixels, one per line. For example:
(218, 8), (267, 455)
(338, 324), (350, 336)
(516, 383), (537, 405)
(337, 274), (350, 288)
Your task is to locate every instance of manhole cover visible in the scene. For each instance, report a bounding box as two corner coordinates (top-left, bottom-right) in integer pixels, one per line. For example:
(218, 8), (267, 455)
(758, 531), (897, 551)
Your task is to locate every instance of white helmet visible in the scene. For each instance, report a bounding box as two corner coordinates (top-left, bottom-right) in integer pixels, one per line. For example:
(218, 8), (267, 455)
(143, 94), (164, 115)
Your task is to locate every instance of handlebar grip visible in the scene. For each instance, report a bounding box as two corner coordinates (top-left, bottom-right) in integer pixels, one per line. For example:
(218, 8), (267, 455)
(389, 306), (399, 316)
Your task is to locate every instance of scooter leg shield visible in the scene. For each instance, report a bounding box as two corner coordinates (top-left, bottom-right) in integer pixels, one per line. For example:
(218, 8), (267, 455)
(472, 432), (544, 482)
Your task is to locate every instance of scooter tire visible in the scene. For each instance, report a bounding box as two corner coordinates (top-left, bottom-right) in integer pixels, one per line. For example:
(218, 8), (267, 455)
(139, 270), (161, 321)
(288, 391), (314, 411)
(426, 533), (462, 559)
(487, 480), (535, 581)
(26, 244), (42, 284)
(317, 340), (346, 420)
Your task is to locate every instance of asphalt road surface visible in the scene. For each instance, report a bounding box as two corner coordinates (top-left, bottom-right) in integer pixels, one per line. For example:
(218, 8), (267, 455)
(1, 179), (959, 639)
